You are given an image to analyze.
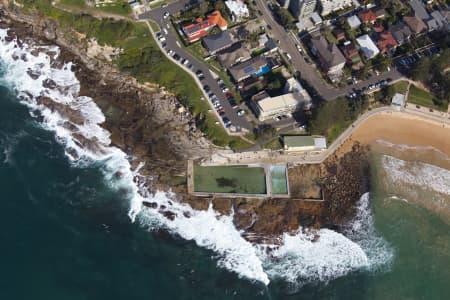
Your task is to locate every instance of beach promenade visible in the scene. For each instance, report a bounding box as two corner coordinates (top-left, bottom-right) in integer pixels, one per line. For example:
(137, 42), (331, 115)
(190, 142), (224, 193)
(201, 106), (450, 166)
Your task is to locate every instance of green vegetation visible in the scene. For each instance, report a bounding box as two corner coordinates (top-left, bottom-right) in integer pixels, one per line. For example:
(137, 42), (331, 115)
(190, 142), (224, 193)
(391, 80), (409, 94)
(409, 47), (450, 108)
(308, 97), (368, 144)
(408, 85), (447, 112)
(16, 0), (250, 148)
(264, 138), (283, 150)
(193, 165), (267, 194)
(375, 80), (409, 104)
(272, 5), (295, 30)
(96, 2), (131, 16)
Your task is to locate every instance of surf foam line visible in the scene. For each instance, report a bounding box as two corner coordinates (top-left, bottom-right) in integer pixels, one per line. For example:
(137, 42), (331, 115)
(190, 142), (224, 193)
(376, 139), (450, 161)
(382, 155), (450, 196)
(0, 29), (392, 286)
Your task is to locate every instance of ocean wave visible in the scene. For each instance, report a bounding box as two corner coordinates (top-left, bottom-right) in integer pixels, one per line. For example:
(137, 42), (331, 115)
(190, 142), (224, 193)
(376, 139), (450, 161)
(0, 28), (393, 286)
(382, 155), (450, 196)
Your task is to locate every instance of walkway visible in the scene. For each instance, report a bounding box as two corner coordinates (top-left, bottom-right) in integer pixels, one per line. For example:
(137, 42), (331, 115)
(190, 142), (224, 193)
(202, 106), (450, 166)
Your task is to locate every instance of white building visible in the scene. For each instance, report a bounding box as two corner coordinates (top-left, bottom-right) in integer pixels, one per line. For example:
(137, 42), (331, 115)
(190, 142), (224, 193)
(347, 15), (361, 29)
(319, 0), (353, 16)
(284, 77), (312, 107)
(251, 91), (302, 121)
(356, 34), (380, 59)
(225, 0), (249, 22)
(289, 0), (317, 19)
(391, 93), (405, 111)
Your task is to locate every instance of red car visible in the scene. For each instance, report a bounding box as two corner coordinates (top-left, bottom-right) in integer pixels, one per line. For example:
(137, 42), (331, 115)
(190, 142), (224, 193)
(225, 92), (234, 99)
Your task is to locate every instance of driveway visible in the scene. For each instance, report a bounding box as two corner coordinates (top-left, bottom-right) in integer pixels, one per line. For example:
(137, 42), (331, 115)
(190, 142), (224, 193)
(138, 2), (252, 132)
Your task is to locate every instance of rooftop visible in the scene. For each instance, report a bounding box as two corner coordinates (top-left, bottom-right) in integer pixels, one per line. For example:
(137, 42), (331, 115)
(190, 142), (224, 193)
(358, 9), (377, 23)
(311, 36), (346, 68)
(356, 34), (380, 59)
(377, 31), (398, 53)
(409, 0), (431, 21)
(256, 93), (302, 113)
(403, 15), (428, 33)
(229, 55), (268, 81)
(347, 15), (361, 28)
(202, 31), (234, 54)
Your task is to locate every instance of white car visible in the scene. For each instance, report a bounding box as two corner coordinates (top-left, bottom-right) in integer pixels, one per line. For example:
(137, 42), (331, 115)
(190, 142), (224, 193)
(163, 28), (168, 35)
(163, 12), (170, 19)
(237, 109), (245, 116)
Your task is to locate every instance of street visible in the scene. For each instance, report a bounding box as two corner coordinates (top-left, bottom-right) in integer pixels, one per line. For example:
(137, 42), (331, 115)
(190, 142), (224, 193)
(138, 2), (253, 132)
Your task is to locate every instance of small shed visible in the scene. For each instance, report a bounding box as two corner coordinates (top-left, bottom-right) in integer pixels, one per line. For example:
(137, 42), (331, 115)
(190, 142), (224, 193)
(391, 93), (405, 111)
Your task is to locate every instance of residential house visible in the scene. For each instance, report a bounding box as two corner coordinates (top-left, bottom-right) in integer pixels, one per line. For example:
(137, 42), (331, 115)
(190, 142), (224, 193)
(310, 36), (346, 82)
(202, 31), (234, 55)
(373, 24), (385, 33)
(377, 31), (398, 53)
(430, 11), (447, 30)
(347, 15), (361, 29)
(358, 9), (377, 24)
(340, 41), (362, 69)
(375, 8), (387, 20)
(319, 0), (353, 16)
(403, 15), (428, 34)
(217, 43), (252, 68)
(409, 0), (431, 21)
(389, 21), (412, 44)
(182, 10), (228, 43)
(332, 28), (346, 41)
(225, 0), (249, 22)
(229, 56), (270, 83)
(356, 34), (380, 59)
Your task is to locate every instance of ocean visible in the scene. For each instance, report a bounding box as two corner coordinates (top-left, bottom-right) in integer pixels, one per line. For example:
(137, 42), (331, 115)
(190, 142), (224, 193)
(0, 29), (449, 299)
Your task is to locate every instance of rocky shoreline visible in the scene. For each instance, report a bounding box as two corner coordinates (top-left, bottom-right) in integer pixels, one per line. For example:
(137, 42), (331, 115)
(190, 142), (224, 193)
(0, 6), (371, 240)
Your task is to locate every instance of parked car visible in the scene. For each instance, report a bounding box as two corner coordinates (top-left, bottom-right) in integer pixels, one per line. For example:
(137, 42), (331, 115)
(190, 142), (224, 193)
(237, 109), (245, 116)
(173, 53), (180, 61)
(222, 117), (231, 125)
(225, 92), (234, 99)
(163, 12), (170, 19)
(203, 85), (210, 92)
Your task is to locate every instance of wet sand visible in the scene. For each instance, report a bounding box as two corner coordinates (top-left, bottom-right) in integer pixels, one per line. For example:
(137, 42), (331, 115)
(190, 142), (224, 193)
(339, 112), (450, 169)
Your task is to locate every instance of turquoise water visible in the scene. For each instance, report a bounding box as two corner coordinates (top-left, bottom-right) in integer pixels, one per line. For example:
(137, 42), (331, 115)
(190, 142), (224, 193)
(270, 165), (288, 195)
(1, 42), (450, 299)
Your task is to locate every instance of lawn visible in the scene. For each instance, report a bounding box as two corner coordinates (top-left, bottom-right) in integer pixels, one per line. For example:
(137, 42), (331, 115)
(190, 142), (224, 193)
(264, 138), (283, 150)
(95, 2), (131, 16)
(408, 85), (447, 112)
(392, 80), (409, 94)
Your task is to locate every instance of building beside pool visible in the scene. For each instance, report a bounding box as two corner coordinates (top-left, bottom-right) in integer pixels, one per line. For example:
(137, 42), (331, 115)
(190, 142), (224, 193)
(229, 56), (270, 83)
(391, 93), (405, 111)
(250, 91), (303, 121)
(283, 135), (327, 152)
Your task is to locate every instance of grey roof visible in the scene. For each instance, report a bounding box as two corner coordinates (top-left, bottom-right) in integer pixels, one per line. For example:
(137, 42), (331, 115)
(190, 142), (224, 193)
(311, 36), (345, 69)
(431, 11), (447, 28)
(409, 0), (431, 21)
(202, 31), (234, 54)
(390, 21), (412, 43)
(229, 56), (268, 82)
(217, 43), (252, 68)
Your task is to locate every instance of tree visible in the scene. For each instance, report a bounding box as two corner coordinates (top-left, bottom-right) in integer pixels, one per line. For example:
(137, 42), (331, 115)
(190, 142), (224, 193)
(410, 57), (431, 82)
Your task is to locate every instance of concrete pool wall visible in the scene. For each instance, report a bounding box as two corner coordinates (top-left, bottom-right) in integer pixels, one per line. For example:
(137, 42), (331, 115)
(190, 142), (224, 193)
(188, 161), (290, 198)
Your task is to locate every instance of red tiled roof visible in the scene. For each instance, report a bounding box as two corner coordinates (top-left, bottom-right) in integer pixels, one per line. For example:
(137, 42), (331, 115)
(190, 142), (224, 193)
(377, 31), (398, 53)
(358, 10), (377, 23)
(182, 10), (228, 42)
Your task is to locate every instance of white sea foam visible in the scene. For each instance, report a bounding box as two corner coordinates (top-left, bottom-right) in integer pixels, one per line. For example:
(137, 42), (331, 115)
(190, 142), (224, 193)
(382, 155), (450, 196)
(376, 139), (450, 161)
(0, 28), (393, 286)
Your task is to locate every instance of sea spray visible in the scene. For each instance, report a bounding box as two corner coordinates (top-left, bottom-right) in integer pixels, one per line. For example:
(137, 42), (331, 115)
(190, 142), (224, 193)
(0, 28), (393, 286)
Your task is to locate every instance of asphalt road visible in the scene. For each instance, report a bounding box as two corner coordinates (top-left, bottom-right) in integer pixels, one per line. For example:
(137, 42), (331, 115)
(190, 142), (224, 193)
(138, 2), (252, 132)
(254, 0), (404, 100)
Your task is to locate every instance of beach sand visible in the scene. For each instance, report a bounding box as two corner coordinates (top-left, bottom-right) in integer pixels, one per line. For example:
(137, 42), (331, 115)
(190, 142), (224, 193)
(339, 112), (450, 169)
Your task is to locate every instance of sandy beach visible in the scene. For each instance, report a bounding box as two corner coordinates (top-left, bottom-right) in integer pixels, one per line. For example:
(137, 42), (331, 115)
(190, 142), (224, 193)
(340, 111), (450, 169)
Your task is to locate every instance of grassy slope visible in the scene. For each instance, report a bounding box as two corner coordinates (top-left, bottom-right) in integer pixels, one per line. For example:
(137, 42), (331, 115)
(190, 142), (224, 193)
(16, 0), (249, 149)
(408, 85), (447, 111)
